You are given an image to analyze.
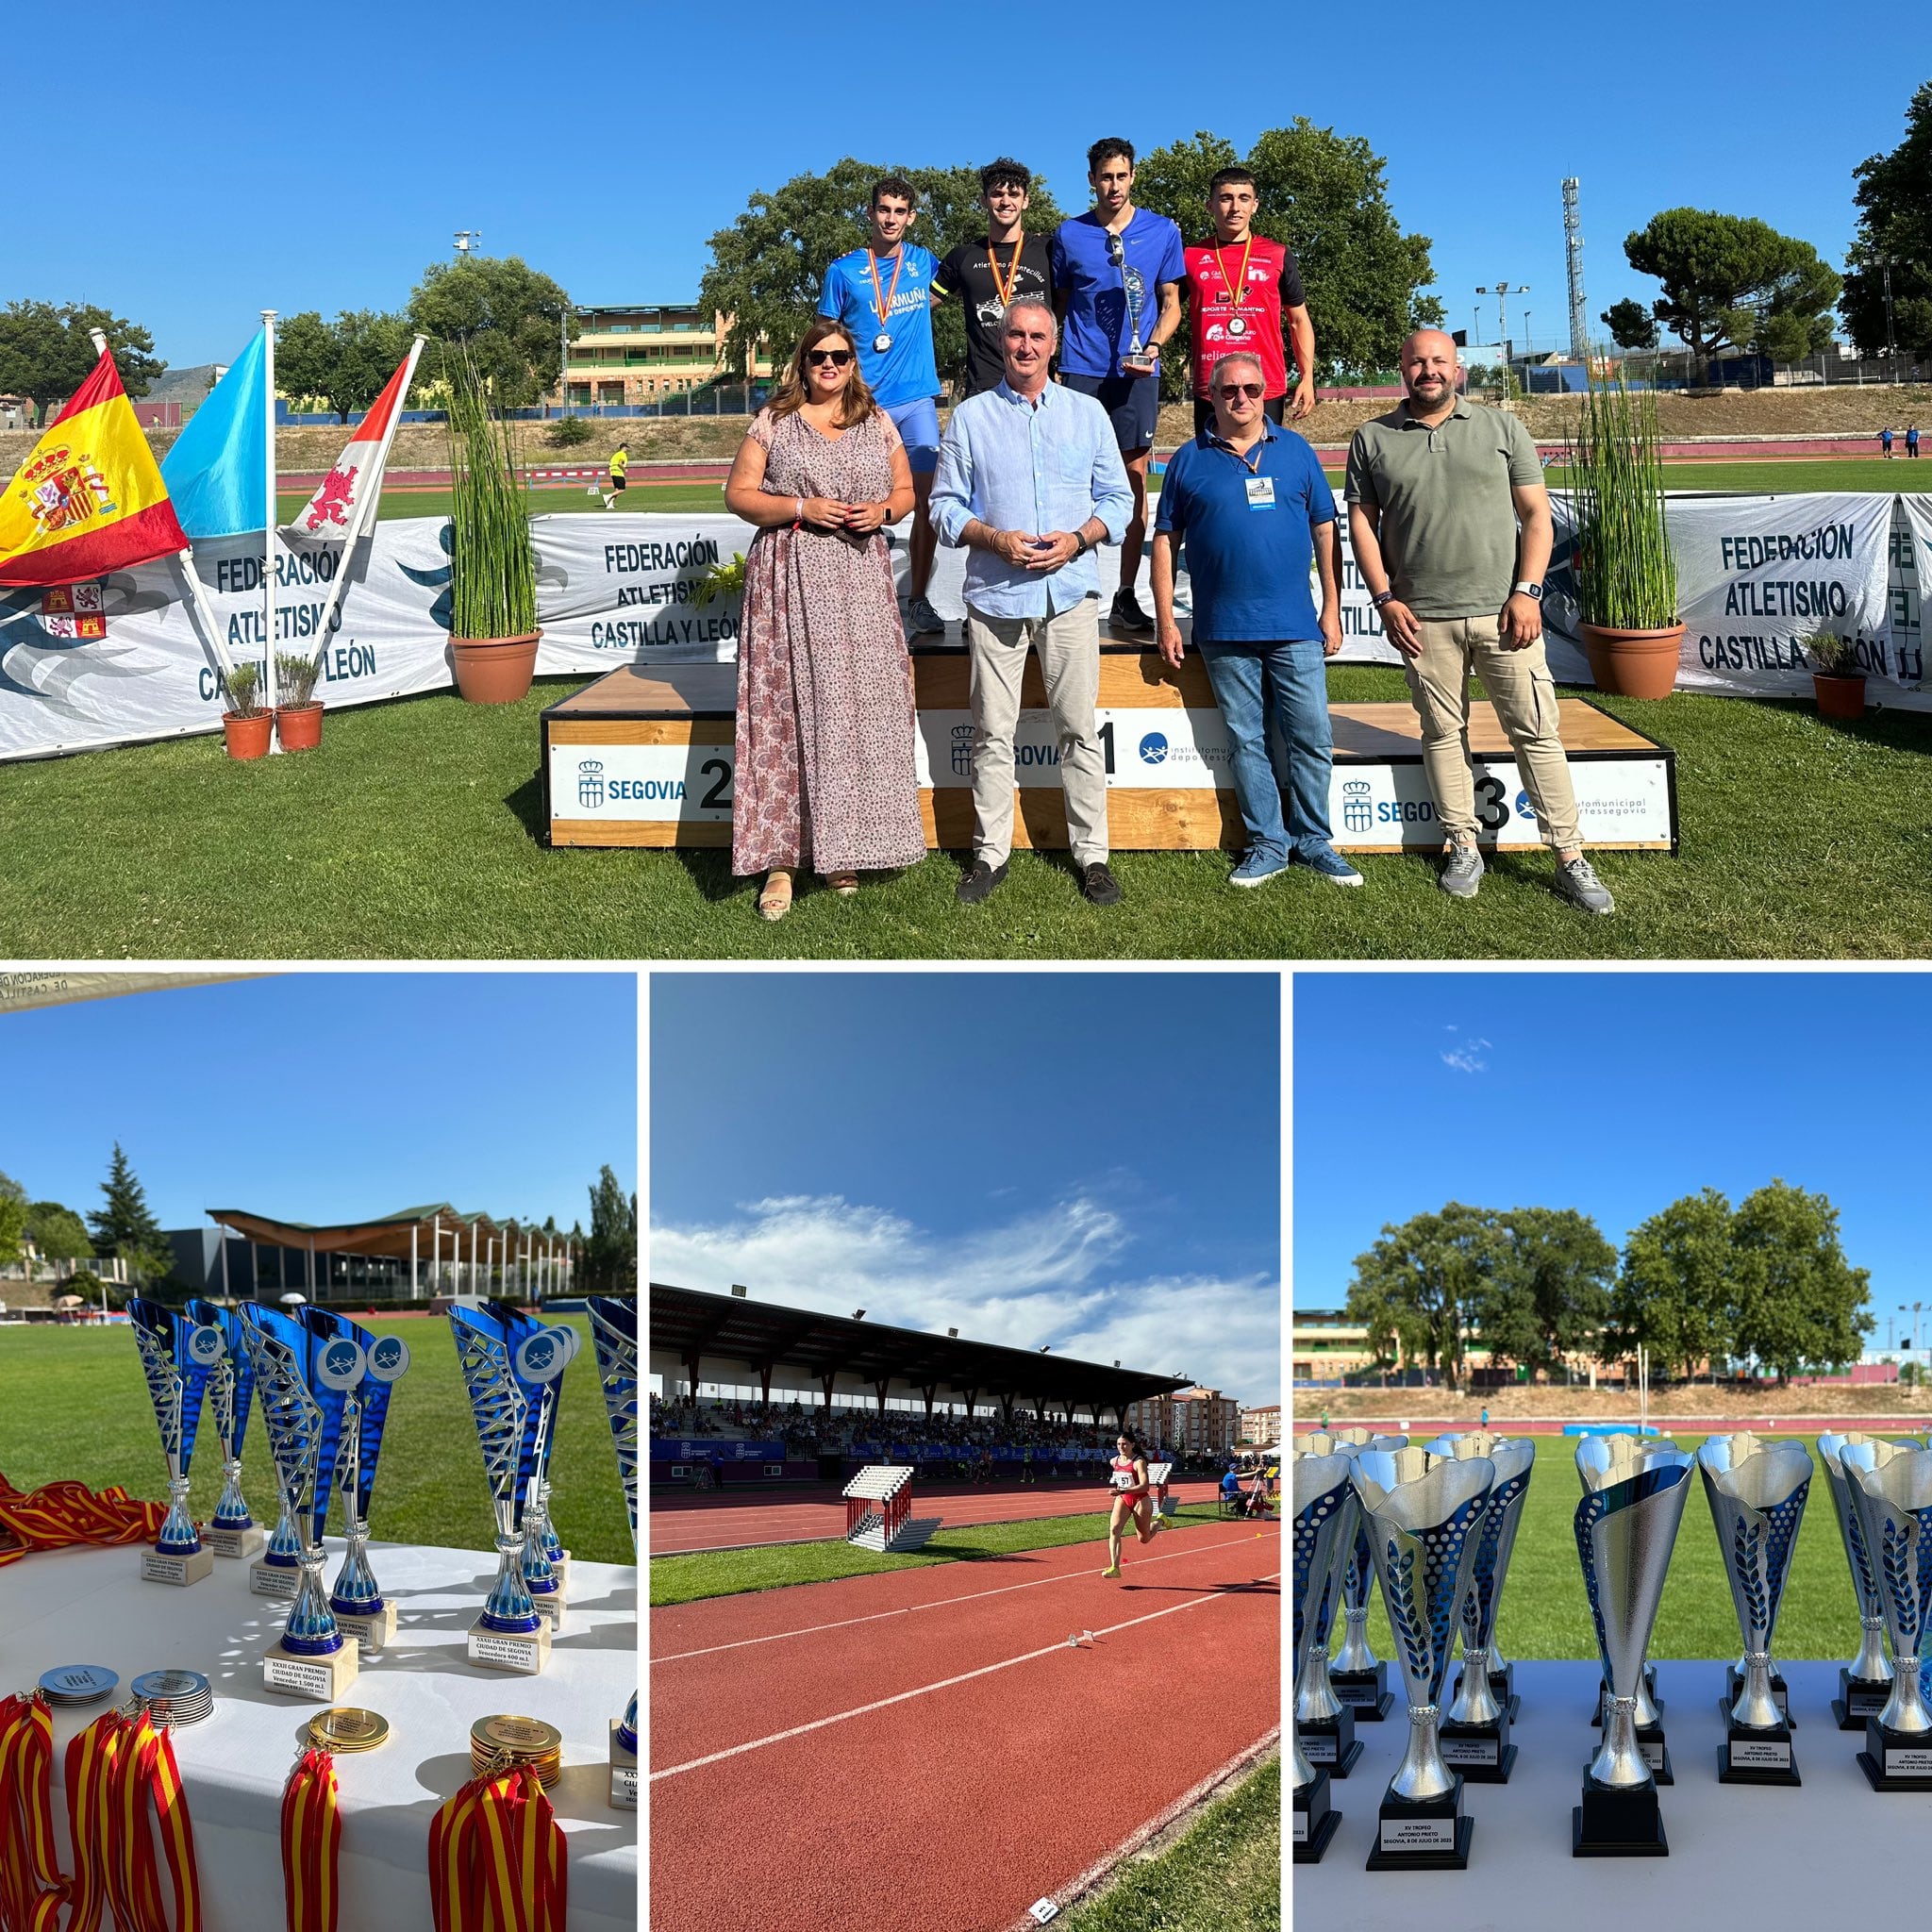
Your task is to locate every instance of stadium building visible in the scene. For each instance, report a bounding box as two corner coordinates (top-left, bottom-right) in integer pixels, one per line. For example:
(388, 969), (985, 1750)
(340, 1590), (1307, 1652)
(1124, 1388), (1243, 1457)
(555, 302), (773, 408)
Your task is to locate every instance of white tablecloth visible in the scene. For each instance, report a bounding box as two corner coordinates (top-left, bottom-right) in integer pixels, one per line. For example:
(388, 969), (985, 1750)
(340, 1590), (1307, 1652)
(1296, 1657), (1918, 1927)
(1, 1541), (637, 1931)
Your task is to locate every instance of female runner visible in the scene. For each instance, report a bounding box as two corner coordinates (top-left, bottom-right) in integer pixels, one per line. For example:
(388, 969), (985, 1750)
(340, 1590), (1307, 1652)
(1102, 1432), (1168, 1577)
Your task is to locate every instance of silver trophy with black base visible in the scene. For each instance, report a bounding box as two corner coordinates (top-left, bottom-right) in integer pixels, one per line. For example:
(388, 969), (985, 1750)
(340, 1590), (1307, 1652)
(1292, 1451), (1356, 1864)
(1573, 1435), (1692, 1856)
(1292, 1441), (1362, 1781)
(1303, 1430), (1405, 1719)
(1844, 1440), (1932, 1790)
(1699, 1435), (1809, 1784)
(1821, 1432), (1914, 1728)
(1352, 1444), (1493, 1871)
(590, 1294), (639, 1808)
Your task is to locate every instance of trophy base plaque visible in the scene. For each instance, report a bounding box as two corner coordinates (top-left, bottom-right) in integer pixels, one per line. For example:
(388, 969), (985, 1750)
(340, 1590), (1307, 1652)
(1292, 1770), (1340, 1864)
(249, 1560), (301, 1601)
(1591, 1667), (1659, 1725)
(263, 1638), (360, 1702)
(203, 1524), (266, 1560)
(1857, 1718), (1932, 1790)
(332, 1603), (399, 1653)
(609, 1719), (638, 1809)
(1835, 1669), (1891, 1730)
(1365, 1780), (1469, 1871)
(141, 1546), (214, 1587)
(1296, 1705), (1361, 1779)
(1725, 1665), (1793, 1725)
(467, 1619), (552, 1674)
(1573, 1774), (1668, 1857)
(1330, 1662), (1393, 1720)
(1718, 1722), (1800, 1785)
(1440, 1707), (1515, 1783)
(528, 1590), (567, 1633)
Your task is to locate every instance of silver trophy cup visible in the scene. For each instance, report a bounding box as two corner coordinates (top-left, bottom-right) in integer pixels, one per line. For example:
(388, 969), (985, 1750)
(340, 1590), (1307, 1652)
(1292, 1452), (1357, 1863)
(1304, 1430), (1406, 1718)
(1820, 1432), (1918, 1726)
(1844, 1441), (1932, 1789)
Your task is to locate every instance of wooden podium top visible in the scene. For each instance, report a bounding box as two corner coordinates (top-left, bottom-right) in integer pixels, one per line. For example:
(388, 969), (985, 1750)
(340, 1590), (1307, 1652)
(1331, 700), (1658, 758)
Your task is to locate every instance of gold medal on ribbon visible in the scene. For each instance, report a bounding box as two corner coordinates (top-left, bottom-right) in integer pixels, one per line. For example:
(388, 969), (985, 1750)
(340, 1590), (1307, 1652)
(866, 246), (906, 355)
(1216, 235), (1256, 341)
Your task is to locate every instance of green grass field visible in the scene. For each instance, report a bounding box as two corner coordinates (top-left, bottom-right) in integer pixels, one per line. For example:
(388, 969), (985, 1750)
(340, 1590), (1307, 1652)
(275, 483), (727, 524)
(1349, 1433), (1873, 1667)
(0, 1316), (631, 1566)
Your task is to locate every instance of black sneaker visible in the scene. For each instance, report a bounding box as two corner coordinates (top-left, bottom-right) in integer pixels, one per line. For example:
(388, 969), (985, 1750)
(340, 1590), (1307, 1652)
(956, 858), (1008, 905)
(1079, 861), (1123, 907)
(1110, 589), (1154, 635)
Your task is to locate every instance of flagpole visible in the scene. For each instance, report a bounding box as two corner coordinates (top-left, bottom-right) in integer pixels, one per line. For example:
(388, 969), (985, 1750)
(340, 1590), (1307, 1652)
(261, 309), (281, 752)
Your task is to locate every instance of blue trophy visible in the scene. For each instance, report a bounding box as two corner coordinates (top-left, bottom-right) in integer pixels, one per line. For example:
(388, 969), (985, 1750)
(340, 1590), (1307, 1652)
(300, 1307), (410, 1653)
(590, 1294), (639, 1808)
(240, 1301), (360, 1700)
(129, 1297), (224, 1587)
(449, 1302), (569, 1673)
(183, 1297), (265, 1561)
(493, 1302), (578, 1620)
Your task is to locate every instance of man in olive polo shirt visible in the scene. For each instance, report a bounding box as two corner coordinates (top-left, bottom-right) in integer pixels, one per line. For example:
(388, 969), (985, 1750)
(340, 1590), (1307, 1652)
(1345, 329), (1614, 914)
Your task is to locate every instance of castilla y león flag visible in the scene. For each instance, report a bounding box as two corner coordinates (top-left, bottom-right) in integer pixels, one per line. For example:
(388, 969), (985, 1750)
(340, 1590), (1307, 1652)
(0, 347), (190, 587)
(282, 336), (425, 552)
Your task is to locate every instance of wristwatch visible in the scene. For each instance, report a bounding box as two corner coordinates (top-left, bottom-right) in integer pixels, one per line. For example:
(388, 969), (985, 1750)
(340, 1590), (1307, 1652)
(1513, 580), (1544, 601)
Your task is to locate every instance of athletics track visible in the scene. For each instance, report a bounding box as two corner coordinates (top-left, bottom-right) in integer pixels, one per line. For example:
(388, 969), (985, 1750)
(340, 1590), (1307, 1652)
(650, 1476), (1225, 1556)
(649, 1515), (1280, 1932)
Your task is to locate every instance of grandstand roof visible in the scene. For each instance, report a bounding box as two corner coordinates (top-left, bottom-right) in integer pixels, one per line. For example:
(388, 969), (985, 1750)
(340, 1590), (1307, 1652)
(649, 1283), (1191, 1409)
(207, 1204), (551, 1261)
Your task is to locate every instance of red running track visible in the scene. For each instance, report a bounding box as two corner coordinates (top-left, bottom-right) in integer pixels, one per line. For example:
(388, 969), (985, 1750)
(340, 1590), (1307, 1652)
(650, 1477), (1226, 1555)
(650, 1518), (1280, 1932)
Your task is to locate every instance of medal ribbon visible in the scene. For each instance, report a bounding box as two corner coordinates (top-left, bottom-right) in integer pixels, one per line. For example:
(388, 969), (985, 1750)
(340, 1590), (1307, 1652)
(986, 237), (1024, 308)
(864, 246), (905, 335)
(107, 1712), (201, 1932)
(62, 1714), (118, 1932)
(280, 1750), (340, 1932)
(0, 1474), (165, 1572)
(428, 1766), (566, 1932)
(1214, 235), (1256, 321)
(0, 1693), (69, 1932)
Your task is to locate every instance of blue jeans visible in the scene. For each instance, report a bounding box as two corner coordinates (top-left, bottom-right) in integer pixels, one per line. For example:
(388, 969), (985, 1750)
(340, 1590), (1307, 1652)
(1198, 639), (1333, 863)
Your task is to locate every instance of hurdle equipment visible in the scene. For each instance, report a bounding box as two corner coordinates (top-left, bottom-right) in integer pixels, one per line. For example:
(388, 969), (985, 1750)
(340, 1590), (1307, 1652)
(1147, 1461), (1175, 1517)
(842, 1466), (941, 1554)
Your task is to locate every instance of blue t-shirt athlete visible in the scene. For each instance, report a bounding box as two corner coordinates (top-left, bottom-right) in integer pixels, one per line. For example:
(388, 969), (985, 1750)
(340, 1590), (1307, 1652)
(1052, 137), (1185, 637)
(821, 175), (945, 634)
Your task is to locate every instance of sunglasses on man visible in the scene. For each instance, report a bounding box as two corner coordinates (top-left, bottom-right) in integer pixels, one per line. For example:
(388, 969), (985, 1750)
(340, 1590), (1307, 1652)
(1214, 382), (1265, 400)
(806, 348), (853, 368)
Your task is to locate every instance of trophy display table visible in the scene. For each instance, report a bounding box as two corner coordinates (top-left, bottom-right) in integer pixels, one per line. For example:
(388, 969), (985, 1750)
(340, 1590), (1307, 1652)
(1296, 1657), (1922, 1927)
(0, 1540), (636, 1932)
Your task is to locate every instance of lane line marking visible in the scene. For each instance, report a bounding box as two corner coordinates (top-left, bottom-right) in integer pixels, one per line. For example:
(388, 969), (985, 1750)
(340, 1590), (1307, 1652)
(656, 1528), (1279, 1661)
(651, 1573), (1279, 1782)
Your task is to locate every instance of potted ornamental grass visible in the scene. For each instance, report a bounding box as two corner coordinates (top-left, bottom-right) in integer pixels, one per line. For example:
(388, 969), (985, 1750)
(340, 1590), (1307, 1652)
(445, 345), (540, 703)
(1803, 627), (1867, 720)
(219, 659), (272, 759)
(1567, 375), (1684, 699)
(275, 650), (325, 750)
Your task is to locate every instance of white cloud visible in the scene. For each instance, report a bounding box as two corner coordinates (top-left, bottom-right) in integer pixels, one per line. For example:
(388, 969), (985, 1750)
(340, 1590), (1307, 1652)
(649, 1192), (1279, 1407)
(1441, 1029), (1491, 1074)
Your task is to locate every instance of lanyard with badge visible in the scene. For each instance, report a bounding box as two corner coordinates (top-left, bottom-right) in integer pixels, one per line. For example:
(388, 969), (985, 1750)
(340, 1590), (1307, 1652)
(1221, 434), (1275, 510)
(1214, 234), (1256, 340)
(866, 245), (905, 352)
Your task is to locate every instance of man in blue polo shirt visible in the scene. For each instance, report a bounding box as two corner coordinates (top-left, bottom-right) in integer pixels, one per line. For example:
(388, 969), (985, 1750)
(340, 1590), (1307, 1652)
(821, 175), (946, 634)
(1152, 349), (1357, 889)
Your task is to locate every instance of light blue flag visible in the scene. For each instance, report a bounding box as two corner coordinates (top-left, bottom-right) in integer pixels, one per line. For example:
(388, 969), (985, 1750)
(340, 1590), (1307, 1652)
(159, 330), (267, 540)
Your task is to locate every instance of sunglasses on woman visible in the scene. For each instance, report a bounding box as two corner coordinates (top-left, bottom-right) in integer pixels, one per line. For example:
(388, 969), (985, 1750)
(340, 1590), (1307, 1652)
(806, 348), (853, 368)
(1214, 382), (1265, 400)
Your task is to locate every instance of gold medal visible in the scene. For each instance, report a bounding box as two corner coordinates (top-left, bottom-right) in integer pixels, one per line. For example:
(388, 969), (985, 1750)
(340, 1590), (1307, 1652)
(472, 1714), (563, 1789)
(986, 235), (1024, 310)
(309, 1707), (391, 1753)
(1214, 234), (1257, 340)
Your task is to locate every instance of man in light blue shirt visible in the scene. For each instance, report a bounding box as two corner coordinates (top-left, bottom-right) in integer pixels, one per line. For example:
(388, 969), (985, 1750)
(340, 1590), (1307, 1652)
(931, 296), (1133, 908)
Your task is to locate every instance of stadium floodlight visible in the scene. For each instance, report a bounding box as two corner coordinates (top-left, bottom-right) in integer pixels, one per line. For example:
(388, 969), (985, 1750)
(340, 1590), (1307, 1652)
(947, 1327), (958, 1338)
(454, 230), (482, 257)
(730, 1285), (747, 1298)
(852, 1309), (865, 1321)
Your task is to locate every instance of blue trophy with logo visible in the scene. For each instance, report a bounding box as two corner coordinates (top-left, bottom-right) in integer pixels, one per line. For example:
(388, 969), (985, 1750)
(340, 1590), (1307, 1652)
(182, 1297), (265, 1561)
(240, 1301), (360, 1700)
(300, 1307), (410, 1652)
(449, 1301), (569, 1674)
(494, 1300), (578, 1621)
(590, 1293), (639, 1807)
(129, 1297), (225, 1587)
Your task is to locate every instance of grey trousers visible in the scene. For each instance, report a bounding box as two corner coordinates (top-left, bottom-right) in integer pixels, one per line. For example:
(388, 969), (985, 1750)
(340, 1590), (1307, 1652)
(964, 597), (1108, 867)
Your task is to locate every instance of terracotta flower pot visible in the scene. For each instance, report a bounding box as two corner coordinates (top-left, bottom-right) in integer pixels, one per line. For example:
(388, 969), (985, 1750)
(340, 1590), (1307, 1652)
(450, 629), (541, 704)
(275, 702), (324, 750)
(222, 710), (273, 760)
(1579, 622), (1686, 700)
(1813, 671), (1866, 721)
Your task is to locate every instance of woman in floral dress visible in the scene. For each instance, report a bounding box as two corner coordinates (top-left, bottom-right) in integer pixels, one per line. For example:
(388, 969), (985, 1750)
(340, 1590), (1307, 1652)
(724, 319), (924, 919)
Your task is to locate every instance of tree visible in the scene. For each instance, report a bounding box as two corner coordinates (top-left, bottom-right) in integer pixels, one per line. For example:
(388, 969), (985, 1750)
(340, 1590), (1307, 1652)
(1841, 80), (1932, 358)
(1345, 1204), (1505, 1383)
(87, 1141), (172, 1285)
(1472, 1208), (1617, 1377)
(1608, 1188), (1736, 1381)
(408, 258), (574, 408)
(1600, 298), (1658, 351)
(1730, 1179), (1871, 1381)
(0, 1168), (25, 1203)
(1623, 209), (1841, 373)
(700, 158), (1068, 392)
(25, 1201), (92, 1260)
(1135, 124), (1443, 389)
(275, 308), (417, 422)
(0, 301), (164, 423)
(0, 1193), (24, 1270)
(582, 1165), (637, 1298)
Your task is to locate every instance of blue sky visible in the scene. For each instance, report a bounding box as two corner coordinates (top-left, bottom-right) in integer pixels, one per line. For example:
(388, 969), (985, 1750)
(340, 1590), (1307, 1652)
(1294, 972), (1927, 1344)
(649, 972), (1280, 1406)
(11, 5), (1926, 367)
(0, 974), (636, 1232)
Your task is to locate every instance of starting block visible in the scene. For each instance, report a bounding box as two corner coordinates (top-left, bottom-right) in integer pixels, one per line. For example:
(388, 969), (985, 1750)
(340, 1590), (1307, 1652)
(842, 1465), (941, 1554)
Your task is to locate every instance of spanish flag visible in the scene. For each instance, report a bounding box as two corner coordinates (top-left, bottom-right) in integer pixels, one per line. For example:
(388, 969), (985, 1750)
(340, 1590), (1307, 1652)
(0, 344), (190, 587)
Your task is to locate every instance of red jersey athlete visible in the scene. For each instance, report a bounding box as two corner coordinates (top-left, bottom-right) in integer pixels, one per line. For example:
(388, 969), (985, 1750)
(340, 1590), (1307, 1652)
(1102, 1432), (1169, 1577)
(1180, 166), (1317, 438)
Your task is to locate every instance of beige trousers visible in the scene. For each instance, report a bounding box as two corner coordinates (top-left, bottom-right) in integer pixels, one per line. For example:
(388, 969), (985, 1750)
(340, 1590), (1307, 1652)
(964, 598), (1108, 868)
(1404, 615), (1581, 851)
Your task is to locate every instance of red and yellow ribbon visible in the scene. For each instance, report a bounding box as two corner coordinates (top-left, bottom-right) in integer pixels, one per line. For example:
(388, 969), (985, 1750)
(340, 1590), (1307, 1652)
(428, 1766), (567, 1932)
(0, 1692), (68, 1932)
(97, 1712), (201, 1932)
(0, 1474), (164, 1571)
(280, 1750), (341, 1932)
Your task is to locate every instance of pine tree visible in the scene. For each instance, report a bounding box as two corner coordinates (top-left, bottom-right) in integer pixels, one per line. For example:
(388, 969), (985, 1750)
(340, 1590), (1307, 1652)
(583, 1166), (637, 1298)
(87, 1141), (172, 1285)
